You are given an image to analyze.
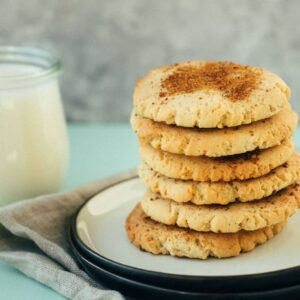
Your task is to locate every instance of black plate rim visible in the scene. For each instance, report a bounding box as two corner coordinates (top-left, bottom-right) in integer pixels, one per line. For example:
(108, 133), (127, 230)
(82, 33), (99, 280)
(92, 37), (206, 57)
(69, 226), (300, 298)
(68, 226), (208, 297)
(72, 174), (300, 283)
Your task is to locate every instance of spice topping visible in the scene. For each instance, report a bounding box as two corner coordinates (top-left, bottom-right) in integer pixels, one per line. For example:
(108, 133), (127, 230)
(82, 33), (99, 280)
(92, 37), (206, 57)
(161, 61), (261, 101)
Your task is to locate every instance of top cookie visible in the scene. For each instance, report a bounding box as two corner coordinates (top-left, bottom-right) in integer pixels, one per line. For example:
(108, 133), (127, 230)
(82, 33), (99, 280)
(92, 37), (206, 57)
(133, 61), (290, 128)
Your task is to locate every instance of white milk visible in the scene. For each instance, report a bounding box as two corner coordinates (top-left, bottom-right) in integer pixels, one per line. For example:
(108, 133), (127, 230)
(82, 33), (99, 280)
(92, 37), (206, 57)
(0, 64), (69, 205)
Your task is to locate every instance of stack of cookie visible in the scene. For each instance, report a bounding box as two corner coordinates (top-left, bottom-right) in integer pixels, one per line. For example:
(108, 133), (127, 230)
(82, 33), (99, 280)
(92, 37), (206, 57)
(126, 61), (300, 259)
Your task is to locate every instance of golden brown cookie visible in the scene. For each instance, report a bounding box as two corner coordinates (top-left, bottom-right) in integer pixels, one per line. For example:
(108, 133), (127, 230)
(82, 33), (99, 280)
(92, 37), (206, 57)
(140, 140), (294, 182)
(131, 107), (297, 157)
(141, 184), (300, 233)
(126, 204), (285, 259)
(138, 154), (300, 205)
(133, 61), (290, 128)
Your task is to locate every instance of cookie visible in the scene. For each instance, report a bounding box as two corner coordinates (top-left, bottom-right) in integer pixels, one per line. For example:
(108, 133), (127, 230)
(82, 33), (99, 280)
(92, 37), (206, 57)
(140, 140), (294, 182)
(131, 107), (297, 157)
(133, 61), (290, 128)
(141, 184), (300, 233)
(138, 154), (300, 205)
(126, 204), (285, 259)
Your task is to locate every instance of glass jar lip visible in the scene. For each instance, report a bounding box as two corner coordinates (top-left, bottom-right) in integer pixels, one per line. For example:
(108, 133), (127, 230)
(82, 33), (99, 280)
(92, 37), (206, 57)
(0, 46), (62, 89)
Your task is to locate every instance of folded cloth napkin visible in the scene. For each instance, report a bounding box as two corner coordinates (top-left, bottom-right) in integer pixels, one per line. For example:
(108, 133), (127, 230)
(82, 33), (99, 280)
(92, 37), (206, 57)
(0, 170), (136, 300)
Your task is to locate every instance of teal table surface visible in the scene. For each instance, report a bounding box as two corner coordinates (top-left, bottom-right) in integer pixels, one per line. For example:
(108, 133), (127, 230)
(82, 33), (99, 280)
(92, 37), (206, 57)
(1, 124), (300, 300)
(0, 123), (139, 300)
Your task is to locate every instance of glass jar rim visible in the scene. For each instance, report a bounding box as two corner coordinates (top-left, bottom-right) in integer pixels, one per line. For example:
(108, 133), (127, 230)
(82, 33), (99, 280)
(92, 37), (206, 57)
(0, 46), (62, 89)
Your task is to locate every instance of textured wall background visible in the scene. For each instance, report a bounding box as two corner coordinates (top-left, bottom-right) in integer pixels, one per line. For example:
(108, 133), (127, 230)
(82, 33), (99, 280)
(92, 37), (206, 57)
(0, 0), (299, 122)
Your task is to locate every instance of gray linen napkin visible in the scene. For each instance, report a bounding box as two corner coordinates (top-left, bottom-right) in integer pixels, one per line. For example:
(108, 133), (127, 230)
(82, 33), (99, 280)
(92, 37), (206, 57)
(0, 170), (136, 300)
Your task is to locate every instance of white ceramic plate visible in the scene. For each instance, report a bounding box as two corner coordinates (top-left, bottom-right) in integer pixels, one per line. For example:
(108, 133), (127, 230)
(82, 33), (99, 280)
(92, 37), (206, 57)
(76, 177), (300, 277)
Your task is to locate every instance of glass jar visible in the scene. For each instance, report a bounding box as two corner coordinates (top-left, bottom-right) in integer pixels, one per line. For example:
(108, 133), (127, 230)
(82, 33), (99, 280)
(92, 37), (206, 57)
(0, 46), (69, 205)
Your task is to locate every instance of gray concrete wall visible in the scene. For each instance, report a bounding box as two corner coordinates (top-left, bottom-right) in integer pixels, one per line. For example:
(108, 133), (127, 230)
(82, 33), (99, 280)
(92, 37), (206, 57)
(0, 0), (299, 122)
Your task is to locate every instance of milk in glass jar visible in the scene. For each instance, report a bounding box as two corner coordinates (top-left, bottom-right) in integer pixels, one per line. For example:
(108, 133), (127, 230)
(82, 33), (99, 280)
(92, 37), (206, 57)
(0, 47), (69, 205)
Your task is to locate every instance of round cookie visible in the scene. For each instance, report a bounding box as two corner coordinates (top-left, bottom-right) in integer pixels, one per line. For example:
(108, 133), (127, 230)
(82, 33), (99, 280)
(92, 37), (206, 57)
(131, 107), (298, 157)
(133, 61), (290, 128)
(138, 154), (300, 205)
(126, 204), (285, 259)
(140, 140), (294, 182)
(141, 184), (300, 233)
